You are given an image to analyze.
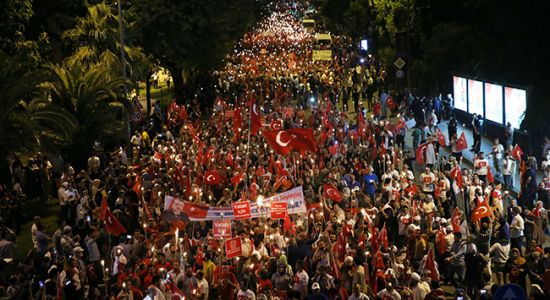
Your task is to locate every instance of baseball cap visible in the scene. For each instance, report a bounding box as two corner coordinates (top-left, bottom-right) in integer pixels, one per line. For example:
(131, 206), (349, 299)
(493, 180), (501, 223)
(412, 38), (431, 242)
(312, 282), (320, 290)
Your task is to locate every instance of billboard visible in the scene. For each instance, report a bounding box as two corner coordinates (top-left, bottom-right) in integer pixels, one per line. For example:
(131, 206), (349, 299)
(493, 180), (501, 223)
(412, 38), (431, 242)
(453, 76), (467, 112)
(467, 79), (484, 116)
(484, 83), (503, 124)
(505, 87), (527, 129)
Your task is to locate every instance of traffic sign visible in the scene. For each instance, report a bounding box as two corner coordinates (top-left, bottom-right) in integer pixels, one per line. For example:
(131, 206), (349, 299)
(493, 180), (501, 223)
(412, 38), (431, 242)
(494, 284), (526, 300)
(131, 111), (143, 123)
(394, 58), (406, 69)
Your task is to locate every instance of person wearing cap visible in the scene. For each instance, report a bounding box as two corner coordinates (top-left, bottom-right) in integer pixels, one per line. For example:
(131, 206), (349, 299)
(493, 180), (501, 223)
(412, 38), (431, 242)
(73, 246), (87, 288)
(410, 272), (430, 300)
(310, 266), (335, 297)
(307, 282), (329, 300)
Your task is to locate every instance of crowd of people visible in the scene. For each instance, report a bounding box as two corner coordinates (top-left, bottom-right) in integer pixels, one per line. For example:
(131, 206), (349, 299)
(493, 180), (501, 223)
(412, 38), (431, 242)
(1, 1), (550, 300)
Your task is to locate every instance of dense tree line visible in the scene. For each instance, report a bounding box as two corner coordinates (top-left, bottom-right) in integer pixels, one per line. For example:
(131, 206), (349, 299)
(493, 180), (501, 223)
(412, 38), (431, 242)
(0, 0), (262, 179)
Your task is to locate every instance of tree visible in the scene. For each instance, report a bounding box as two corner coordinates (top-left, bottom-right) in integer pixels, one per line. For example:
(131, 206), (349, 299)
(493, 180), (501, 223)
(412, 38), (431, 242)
(42, 62), (130, 167)
(0, 54), (76, 181)
(133, 0), (260, 103)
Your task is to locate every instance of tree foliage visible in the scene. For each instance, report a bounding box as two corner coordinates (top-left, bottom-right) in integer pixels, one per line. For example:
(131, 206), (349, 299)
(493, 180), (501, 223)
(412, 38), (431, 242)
(132, 0), (260, 101)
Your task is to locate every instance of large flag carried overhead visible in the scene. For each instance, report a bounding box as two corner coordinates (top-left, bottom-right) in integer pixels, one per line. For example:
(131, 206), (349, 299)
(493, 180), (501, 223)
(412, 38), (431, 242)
(263, 128), (316, 155)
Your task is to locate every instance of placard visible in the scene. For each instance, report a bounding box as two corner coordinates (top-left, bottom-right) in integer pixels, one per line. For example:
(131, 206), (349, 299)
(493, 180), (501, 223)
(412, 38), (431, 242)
(312, 50), (332, 61)
(213, 219), (232, 239)
(270, 201), (288, 219)
(232, 201), (251, 220)
(225, 237), (242, 259)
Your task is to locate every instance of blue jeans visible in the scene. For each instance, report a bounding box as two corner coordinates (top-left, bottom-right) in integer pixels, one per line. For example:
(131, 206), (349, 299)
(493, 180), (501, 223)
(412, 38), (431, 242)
(504, 175), (513, 189)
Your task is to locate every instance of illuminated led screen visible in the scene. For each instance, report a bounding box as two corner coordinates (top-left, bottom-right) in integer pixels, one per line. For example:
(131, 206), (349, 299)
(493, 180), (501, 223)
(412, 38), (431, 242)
(484, 83), (503, 124)
(453, 76), (467, 112)
(467, 79), (484, 116)
(504, 87), (527, 129)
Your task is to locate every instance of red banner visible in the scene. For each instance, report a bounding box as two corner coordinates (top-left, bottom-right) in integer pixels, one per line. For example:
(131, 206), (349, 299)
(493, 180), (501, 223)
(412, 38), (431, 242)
(225, 237), (242, 259)
(232, 201), (251, 220)
(270, 201), (288, 219)
(213, 219), (232, 239)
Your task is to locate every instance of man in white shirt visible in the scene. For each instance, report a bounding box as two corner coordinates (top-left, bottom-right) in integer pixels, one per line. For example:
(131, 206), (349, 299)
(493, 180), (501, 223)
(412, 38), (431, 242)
(348, 284), (369, 300)
(196, 270), (209, 300)
(502, 153), (516, 189)
(492, 138), (504, 176)
(474, 152), (489, 183)
(509, 207), (524, 252)
(410, 272), (430, 300)
(420, 167), (436, 196)
(292, 260), (309, 298)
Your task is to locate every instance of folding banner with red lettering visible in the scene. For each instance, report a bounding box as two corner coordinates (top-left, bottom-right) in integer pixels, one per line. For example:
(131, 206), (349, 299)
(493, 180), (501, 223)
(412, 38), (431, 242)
(213, 219), (232, 239)
(165, 186), (306, 221)
(225, 237), (242, 259)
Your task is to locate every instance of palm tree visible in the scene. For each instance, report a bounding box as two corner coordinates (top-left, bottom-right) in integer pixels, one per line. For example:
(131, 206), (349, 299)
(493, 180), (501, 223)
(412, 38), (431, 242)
(41, 62), (130, 167)
(63, 1), (147, 81)
(0, 53), (76, 181)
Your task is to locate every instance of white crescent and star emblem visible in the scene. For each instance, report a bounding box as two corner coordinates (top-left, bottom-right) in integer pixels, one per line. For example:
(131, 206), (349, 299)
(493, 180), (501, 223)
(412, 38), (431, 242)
(276, 131), (292, 147)
(207, 174), (215, 182)
(252, 104), (258, 115)
(327, 188), (336, 197)
(474, 206), (487, 217)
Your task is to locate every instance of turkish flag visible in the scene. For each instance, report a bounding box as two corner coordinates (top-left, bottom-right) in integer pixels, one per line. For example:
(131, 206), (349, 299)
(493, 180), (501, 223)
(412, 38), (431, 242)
(251, 103), (262, 135)
(437, 128), (446, 146)
(262, 128), (316, 155)
(100, 198), (127, 236)
(450, 166), (463, 189)
(451, 208), (461, 233)
(380, 224), (389, 249)
(334, 232), (347, 262)
(182, 202), (209, 219)
(323, 183), (343, 202)
(270, 119), (283, 131)
(230, 171), (245, 187)
(423, 248), (440, 281)
(456, 132), (468, 151)
(415, 142), (429, 164)
(512, 144), (524, 161)
(471, 200), (493, 223)
(204, 170), (221, 185)
(487, 166), (494, 183)
(100, 197), (108, 220)
(233, 108), (243, 133)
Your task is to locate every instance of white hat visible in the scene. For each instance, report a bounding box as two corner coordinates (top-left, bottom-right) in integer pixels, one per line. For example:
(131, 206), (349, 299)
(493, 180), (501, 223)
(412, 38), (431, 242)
(312, 282), (320, 290)
(344, 256), (354, 263)
(411, 272), (421, 281)
(440, 218), (448, 224)
(446, 225), (453, 233)
(73, 246), (84, 253)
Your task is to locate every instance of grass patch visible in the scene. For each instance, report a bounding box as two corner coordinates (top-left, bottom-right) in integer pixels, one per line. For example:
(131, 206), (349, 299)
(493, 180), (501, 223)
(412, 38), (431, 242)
(16, 196), (60, 260)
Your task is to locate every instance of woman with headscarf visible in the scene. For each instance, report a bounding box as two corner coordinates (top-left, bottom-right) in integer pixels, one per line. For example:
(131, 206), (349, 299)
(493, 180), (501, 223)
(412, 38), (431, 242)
(525, 201), (547, 246)
(505, 247), (527, 291)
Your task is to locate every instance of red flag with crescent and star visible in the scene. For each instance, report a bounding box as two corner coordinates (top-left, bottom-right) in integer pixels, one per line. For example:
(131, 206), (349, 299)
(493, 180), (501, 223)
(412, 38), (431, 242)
(451, 207), (461, 233)
(262, 128), (316, 155)
(456, 132), (468, 151)
(471, 199), (493, 223)
(100, 198), (127, 236)
(204, 170), (222, 185)
(323, 183), (343, 202)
